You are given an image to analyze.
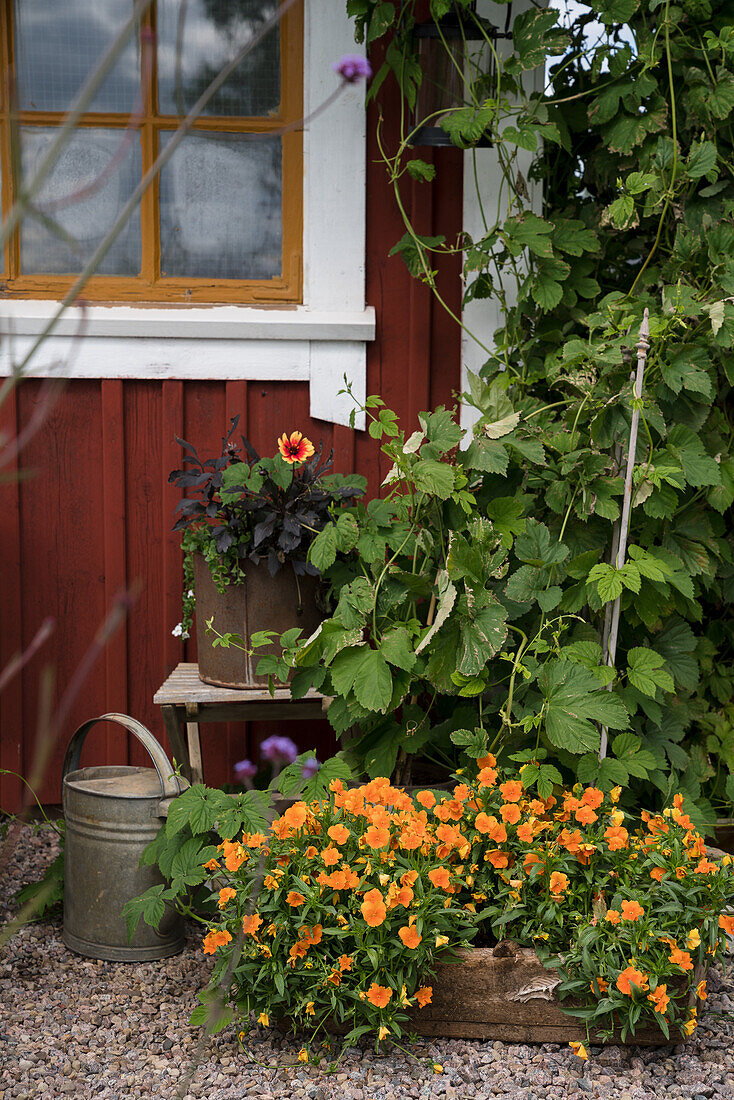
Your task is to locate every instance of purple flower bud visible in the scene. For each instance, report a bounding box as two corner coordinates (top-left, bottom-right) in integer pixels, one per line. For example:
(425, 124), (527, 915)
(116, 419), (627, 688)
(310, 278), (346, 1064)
(332, 54), (372, 83)
(234, 758), (257, 783)
(301, 757), (320, 779)
(260, 735), (299, 765)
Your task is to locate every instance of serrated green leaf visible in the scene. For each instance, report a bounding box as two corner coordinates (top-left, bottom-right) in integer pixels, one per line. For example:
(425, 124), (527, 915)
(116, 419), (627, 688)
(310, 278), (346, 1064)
(457, 602), (508, 677)
(539, 660), (628, 755)
(627, 647), (675, 697)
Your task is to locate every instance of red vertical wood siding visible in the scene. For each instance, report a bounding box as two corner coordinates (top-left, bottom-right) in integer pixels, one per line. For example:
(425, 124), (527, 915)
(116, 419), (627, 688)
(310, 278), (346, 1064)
(0, 81), (462, 811)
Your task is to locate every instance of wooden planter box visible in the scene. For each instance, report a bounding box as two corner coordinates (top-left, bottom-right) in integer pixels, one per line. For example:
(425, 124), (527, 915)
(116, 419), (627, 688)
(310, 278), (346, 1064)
(408, 945), (698, 1046)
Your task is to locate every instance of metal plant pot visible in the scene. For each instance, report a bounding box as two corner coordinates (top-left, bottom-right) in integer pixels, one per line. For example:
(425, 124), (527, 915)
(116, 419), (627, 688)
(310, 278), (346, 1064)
(193, 553), (321, 689)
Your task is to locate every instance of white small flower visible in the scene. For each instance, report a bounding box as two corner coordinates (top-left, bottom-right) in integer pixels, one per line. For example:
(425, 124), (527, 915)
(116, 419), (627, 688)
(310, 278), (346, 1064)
(187, 589), (195, 598)
(172, 623), (184, 637)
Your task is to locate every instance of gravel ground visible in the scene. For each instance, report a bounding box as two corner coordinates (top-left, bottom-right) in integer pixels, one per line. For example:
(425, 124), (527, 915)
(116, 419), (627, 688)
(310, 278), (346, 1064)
(1, 825), (734, 1100)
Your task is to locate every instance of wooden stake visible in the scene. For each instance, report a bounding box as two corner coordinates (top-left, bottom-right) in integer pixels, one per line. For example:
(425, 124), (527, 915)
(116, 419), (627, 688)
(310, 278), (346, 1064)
(599, 309), (650, 760)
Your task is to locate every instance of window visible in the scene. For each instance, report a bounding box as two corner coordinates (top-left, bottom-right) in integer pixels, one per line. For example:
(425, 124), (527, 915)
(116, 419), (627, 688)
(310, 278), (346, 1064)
(0, 0), (371, 429)
(0, 0), (303, 303)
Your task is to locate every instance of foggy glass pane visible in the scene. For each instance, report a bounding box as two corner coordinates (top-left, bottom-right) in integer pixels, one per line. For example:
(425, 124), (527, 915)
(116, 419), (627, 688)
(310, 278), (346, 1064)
(20, 128), (142, 275)
(157, 0), (280, 117)
(159, 132), (281, 279)
(14, 0), (140, 113)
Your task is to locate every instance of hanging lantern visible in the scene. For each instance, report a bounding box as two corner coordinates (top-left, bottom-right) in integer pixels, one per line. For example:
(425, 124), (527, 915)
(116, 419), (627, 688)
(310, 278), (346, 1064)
(409, 1), (500, 148)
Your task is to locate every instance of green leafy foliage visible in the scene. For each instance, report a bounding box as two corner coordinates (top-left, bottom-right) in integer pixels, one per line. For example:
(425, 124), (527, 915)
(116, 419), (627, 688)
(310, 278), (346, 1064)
(342, 0), (734, 814)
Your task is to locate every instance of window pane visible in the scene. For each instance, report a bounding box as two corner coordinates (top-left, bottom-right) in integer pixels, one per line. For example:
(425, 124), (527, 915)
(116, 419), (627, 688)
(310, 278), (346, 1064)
(20, 128), (142, 276)
(14, 0), (140, 113)
(156, 0), (280, 117)
(159, 132), (281, 279)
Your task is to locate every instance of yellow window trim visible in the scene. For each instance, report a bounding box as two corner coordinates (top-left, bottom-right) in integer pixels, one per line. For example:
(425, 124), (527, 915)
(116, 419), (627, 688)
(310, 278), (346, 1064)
(0, 0), (303, 304)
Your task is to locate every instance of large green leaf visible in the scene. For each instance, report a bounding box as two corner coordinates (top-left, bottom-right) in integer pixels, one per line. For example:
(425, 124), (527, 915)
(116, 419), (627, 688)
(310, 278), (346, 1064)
(352, 647), (394, 712)
(380, 625), (417, 672)
(412, 458), (456, 499)
(539, 660), (629, 755)
(457, 601), (508, 677)
(627, 647), (675, 697)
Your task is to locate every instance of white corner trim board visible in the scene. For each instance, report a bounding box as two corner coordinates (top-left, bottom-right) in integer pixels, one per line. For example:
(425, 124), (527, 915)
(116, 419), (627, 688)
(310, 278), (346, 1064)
(0, 0), (370, 430)
(460, 0), (544, 437)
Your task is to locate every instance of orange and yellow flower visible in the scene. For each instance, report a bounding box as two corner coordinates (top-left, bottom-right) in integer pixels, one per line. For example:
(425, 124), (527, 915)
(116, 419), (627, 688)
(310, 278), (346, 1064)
(620, 900), (644, 922)
(218, 887), (236, 910)
(648, 984), (669, 1014)
(415, 986), (433, 1007)
(202, 929), (232, 954)
(278, 431), (315, 465)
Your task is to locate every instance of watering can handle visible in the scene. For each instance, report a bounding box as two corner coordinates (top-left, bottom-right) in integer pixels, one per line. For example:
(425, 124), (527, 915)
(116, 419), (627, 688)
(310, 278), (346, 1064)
(62, 713), (185, 801)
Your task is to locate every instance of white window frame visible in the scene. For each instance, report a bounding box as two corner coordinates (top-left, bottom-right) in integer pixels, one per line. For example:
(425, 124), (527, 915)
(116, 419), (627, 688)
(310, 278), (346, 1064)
(0, 0), (372, 429)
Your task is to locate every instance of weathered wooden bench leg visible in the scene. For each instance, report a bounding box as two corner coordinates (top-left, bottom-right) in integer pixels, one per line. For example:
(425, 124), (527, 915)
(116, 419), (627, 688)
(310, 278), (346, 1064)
(185, 702), (204, 785)
(160, 704), (190, 781)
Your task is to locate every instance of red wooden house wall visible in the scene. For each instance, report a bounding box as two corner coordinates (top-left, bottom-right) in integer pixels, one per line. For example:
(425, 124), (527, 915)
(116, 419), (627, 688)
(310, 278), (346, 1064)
(0, 96), (464, 813)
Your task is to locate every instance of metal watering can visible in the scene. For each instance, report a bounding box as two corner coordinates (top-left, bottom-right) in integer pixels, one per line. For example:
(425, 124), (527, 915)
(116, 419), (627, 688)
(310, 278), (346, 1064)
(62, 713), (189, 962)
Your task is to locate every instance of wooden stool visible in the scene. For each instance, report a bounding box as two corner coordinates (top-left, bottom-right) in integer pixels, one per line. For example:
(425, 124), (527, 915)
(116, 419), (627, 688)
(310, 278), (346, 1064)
(153, 662), (328, 784)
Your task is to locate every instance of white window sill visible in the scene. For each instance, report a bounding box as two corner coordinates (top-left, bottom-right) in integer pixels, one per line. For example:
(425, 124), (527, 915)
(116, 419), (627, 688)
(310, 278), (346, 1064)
(0, 301), (374, 428)
(0, 300), (376, 341)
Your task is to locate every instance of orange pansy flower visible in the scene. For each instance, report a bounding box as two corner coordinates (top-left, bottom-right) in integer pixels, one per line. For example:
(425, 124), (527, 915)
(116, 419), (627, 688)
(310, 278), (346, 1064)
(366, 983), (392, 1008)
(500, 803), (521, 825)
(398, 925), (422, 949)
(416, 790), (436, 809)
(202, 929), (232, 954)
(581, 787), (604, 809)
(648, 984), (669, 1014)
(605, 909), (621, 925)
(242, 913), (263, 935)
(549, 871), (568, 896)
(428, 867), (452, 891)
(669, 947), (693, 971)
(719, 913), (734, 935)
(328, 824), (350, 845)
(338, 954), (352, 972)
(516, 822), (536, 844)
(500, 780), (523, 803)
(414, 986), (433, 1007)
(365, 824), (390, 849)
(616, 965), (648, 995)
(218, 887), (236, 910)
(574, 804), (598, 826)
(221, 840), (246, 872)
(478, 766), (498, 788)
(650, 867), (665, 882)
(620, 900), (644, 922)
(286, 891), (305, 907)
(361, 888), (387, 927)
(321, 845), (341, 866)
(486, 849), (509, 869)
(604, 825), (629, 851)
